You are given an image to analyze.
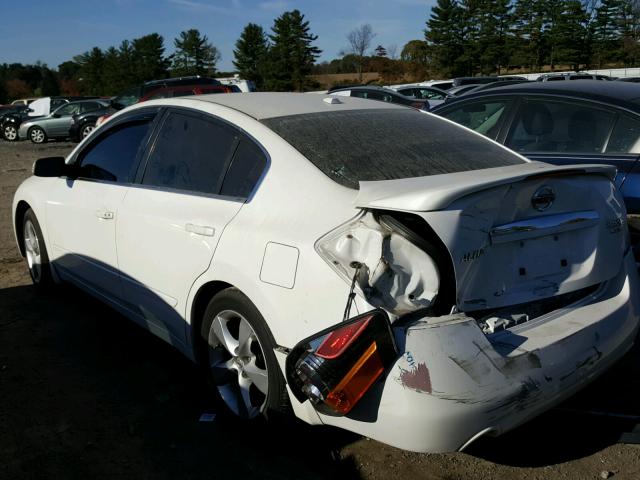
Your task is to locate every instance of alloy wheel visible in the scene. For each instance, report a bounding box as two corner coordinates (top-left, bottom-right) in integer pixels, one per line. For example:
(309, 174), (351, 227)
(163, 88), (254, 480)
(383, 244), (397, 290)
(208, 309), (269, 418)
(4, 125), (17, 141)
(24, 219), (42, 283)
(81, 124), (95, 138)
(30, 128), (45, 143)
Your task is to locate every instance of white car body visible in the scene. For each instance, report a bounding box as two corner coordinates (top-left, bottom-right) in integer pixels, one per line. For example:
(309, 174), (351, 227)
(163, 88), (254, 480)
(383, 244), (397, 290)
(12, 93), (640, 453)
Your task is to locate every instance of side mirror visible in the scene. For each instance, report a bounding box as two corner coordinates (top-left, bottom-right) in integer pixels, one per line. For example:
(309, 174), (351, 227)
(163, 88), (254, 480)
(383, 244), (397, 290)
(33, 157), (70, 177)
(52, 113), (61, 118)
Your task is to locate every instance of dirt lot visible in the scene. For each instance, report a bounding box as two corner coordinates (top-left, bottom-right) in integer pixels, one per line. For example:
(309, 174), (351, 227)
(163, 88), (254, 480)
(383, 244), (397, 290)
(1, 140), (640, 480)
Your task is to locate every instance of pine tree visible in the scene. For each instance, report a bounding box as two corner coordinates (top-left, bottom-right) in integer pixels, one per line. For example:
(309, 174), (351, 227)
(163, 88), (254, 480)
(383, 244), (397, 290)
(172, 29), (220, 76)
(425, 0), (465, 77)
(593, 0), (626, 67)
(548, 1), (589, 70)
(133, 33), (169, 83)
(265, 10), (321, 91)
(374, 45), (388, 57)
(475, 0), (513, 75)
(511, 0), (549, 72)
(74, 47), (105, 95)
(233, 23), (269, 89)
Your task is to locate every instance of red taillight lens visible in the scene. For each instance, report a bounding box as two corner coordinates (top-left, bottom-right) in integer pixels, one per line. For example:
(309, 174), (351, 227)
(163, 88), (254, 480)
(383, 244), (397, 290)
(316, 316), (371, 359)
(286, 310), (397, 416)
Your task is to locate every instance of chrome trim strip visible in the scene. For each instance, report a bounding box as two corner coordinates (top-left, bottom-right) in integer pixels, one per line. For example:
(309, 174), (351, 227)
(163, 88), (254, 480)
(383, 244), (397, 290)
(490, 210), (600, 244)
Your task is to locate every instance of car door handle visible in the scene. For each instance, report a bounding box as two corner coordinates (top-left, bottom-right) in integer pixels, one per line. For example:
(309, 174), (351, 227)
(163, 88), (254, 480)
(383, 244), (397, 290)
(185, 223), (215, 237)
(96, 209), (114, 220)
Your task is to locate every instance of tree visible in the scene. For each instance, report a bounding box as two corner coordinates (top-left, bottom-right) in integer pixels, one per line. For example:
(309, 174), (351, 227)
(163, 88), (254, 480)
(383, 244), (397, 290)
(473, 0), (513, 75)
(401, 40), (432, 80)
(6, 79), (31, 100)
(39, 65), (60, 96)
(387, 44), (399, 59)
(233, 23), (269, 89)
(172, 29), (221, 76)
(345, 24), (376, 82)
(593, 0), (626, 66)
(74, 47), (105, 95)
(265, 10), (321, 91)
(374, 45), (388, 57)
(425, 0), (465, 77)
(133, 33), (169, 82)
(511, 0), (549, 72)
(548, 1), (590, 70)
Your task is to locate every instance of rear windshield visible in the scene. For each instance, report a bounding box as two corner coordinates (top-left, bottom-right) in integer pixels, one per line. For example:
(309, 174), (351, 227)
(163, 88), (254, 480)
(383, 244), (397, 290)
(262, 109), (525, 189)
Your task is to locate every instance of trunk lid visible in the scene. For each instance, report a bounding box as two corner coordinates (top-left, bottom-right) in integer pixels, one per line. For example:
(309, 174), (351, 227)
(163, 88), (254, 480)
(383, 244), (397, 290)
(354, 162), (626, 312)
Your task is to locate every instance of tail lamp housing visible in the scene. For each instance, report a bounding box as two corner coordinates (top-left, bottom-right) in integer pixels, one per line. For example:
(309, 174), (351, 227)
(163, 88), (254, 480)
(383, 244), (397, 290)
(286, 310), (397, 416)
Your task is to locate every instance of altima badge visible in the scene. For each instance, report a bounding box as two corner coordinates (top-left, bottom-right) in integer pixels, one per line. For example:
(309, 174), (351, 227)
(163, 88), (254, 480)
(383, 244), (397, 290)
(531, 186), (555, 211)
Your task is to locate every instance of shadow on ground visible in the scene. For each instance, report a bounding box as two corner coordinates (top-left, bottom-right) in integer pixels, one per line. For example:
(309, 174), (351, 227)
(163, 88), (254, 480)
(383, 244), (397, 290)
(1, 282), (639, 477)
(0, 284), (361, 479)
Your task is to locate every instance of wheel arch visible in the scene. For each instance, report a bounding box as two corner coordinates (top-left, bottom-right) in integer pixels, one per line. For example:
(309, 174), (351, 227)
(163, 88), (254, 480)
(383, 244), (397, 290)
(14, 200), (32, 257)
(189, 280), (234, 365)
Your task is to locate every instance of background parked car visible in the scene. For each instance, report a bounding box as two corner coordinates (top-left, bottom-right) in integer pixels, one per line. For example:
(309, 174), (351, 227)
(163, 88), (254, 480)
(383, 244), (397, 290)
(432, 80), (640, 248)
(97, 83), (237, 127)
(68, 102), (113, 142)
(19, 100), (110, 144)
(330, 86), (429, 110)
(108, 76), (222, 112)
(2, 106), (38, 141)
(537, 72), (612, 81)
(27, 96), (70, 117)
(388, 84), (449, 107)
(9, 98), (39, 106)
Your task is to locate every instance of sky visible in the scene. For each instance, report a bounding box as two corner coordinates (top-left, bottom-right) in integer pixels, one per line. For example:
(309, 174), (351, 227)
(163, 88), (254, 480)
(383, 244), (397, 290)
(0, 0), (435, 72)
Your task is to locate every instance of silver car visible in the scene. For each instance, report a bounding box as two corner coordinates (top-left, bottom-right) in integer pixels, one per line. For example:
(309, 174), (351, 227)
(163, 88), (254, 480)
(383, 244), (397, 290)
(19, 100), (109, 144)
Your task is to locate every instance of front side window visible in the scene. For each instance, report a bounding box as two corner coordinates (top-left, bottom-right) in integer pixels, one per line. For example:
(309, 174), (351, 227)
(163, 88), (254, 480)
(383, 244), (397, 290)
(53, 103), (80, 117)
(506, 99), (615, 154)
(439, 100), (510, 139)
(142, 111), (237, 194)
(76, 118), (153, 182)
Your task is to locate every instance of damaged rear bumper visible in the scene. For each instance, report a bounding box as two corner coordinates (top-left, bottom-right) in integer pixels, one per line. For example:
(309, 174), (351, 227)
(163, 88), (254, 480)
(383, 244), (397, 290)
(317, 250), (640, 453)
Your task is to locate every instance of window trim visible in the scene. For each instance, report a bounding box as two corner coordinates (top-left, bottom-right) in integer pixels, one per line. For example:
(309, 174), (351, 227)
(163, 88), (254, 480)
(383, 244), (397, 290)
(69, 107), (161, 185)
(133, 106), (270, 201)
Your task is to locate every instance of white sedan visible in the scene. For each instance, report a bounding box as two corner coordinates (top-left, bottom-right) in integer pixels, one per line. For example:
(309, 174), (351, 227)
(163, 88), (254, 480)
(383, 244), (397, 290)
(12, 93), (640, 453)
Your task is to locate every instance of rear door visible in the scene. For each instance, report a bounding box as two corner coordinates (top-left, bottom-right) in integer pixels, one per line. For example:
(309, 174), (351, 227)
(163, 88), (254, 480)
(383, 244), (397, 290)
(115, 108), (268, 345)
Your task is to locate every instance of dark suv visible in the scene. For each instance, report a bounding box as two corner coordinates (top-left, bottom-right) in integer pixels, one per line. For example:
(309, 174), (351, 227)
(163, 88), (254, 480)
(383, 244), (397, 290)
(110, 76), (222, 111)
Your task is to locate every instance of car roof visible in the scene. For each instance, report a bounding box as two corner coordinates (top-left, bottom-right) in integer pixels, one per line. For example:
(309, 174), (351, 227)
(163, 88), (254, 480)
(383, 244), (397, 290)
(436, 80), (640, 113)
(171, 92), (406, 120)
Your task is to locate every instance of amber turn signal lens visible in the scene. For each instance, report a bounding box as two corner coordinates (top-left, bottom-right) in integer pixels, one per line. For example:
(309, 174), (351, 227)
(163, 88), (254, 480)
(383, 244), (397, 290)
(324, 342), (384, 414)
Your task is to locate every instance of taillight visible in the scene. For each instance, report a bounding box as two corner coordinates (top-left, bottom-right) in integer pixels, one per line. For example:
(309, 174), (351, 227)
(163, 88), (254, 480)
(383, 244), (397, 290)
(286, 310), (397, 416)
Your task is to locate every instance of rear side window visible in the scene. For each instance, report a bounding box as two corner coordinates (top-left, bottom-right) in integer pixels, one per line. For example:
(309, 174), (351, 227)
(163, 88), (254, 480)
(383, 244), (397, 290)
(142, 111), (237, 194)
(77, 119), (153, 182)
(606, 115), (640, 154)
(262, 109), (524, 189)
(220, 139), (267, 198)
(506, 99), (615, 154)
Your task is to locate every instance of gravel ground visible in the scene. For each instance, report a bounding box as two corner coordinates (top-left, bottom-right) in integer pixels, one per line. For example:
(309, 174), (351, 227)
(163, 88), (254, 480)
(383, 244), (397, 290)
(1, 139), (639, 480)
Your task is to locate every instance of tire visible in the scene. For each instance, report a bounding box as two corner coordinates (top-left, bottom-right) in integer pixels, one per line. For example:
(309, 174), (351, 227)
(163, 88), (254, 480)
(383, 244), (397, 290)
(29, 126), (47, 144)
(201, 288), (289, 419)
(3, 123), (18, 141)
(80, 122), (96, 139)
(22, 209), (53, 288)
